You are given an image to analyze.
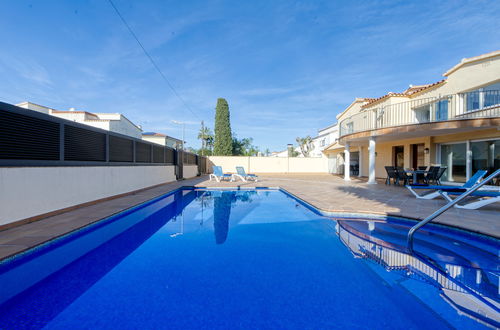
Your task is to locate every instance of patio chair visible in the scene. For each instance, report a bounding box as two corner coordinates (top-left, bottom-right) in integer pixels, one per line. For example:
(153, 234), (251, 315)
(423, 166), (439, 184)
(429, 186), (500, 209)
(449, 190), (500, 209)
(395, 167), (411, 185)
(384, 166), (397, 185)
(416, 166), (430, 183)
(351, 164), (359, 176)
(434, 167), (447, 185)
(233, 166), (259, 182)
(209, 166), (233, 182)
(405, 170), (487, 199)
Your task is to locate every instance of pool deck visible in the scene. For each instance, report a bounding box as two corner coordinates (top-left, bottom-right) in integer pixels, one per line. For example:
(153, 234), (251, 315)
(0, 174), (498, 261)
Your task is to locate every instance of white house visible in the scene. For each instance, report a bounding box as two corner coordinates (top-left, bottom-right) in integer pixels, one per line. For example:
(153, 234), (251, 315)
(310, 123), (339, 157)
(271, 145), (303, 157)
(323, 50), (500, 183)
(142, 132), (182, 149)
(17, 101), (143, 139)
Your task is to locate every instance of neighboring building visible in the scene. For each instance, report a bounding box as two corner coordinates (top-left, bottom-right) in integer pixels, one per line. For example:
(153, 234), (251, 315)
(270, 150), (289, 157)
(17, 101), (142, 139)
(311, 123), (339, 157)
(271, 145), (302, 157)
(309, 124), (340, 174)
(142, 132), (182, 149)
(322, 50), (500, 183)
(272, 133), (336, 159)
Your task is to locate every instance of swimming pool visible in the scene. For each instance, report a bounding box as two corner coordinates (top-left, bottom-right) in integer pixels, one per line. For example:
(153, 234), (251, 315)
(0, 188), (498, 329)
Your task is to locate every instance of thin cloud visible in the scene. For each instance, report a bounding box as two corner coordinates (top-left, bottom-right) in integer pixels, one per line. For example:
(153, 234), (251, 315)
(239, 87), (299, 96)
(0, 55), (53, 86)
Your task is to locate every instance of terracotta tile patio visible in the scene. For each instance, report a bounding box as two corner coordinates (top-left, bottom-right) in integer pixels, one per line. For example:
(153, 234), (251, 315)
(0, 174), (498, 261)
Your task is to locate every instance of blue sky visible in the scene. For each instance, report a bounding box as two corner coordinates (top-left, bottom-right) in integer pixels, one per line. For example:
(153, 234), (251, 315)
(0, 0), (499, 151)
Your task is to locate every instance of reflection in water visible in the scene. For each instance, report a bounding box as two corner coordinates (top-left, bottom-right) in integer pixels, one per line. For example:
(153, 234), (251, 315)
(204, 190), (257, 245)
(336, 221), (500, 328)
(213, 192), (233, 244)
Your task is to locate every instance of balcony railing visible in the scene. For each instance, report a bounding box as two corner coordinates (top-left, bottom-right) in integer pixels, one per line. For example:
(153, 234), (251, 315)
(339, 90), (500, 137)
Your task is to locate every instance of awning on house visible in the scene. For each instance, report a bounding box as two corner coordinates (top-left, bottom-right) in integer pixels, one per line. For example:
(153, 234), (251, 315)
(324, 142), (345, 153)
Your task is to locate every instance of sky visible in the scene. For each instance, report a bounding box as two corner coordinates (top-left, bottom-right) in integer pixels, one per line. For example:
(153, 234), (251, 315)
(0, 0), (499, 151)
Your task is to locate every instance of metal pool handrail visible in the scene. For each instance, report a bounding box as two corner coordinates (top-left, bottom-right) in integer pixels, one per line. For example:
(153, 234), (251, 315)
(407, 168), (500, 251)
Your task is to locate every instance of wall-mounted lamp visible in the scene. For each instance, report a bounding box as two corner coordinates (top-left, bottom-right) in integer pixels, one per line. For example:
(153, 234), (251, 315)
(424, 148), (430, 154)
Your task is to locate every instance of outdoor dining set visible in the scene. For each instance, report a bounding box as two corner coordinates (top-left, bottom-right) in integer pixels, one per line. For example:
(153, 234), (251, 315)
(384, 166), (446, 186)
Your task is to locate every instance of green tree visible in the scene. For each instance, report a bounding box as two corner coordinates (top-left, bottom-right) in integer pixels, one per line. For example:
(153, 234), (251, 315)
(213, 98), (233, 155)
(197, 125), (214, 155)
(296, 136), (313, 157)
(287, 144), (300, 157)
(232, 136), (259, 156)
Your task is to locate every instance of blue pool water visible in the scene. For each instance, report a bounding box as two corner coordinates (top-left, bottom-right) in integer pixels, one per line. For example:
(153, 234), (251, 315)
(0, 188), (498, 329)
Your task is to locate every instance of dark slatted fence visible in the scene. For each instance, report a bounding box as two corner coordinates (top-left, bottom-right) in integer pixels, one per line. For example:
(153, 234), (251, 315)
(198, 156), (207, 175)
(0, 101), (180, 167)
(135, 142), (151, 163)
(0, 110), (60, 160)
(152, 145), (165, 163)
(64, 126), (106, 161)
(166, 148), (175, 165)
(109, 135), (134, 162)
(183, 151), (197, 165)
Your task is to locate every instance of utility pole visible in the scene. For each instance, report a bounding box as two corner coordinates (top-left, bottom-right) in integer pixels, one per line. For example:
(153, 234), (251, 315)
(201, 120), (205, 156)
(171, 120), (185, 151)
(182, 123), (185, 151)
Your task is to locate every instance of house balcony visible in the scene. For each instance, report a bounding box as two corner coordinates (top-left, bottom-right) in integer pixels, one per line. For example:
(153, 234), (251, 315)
(339, 91), (500, 143)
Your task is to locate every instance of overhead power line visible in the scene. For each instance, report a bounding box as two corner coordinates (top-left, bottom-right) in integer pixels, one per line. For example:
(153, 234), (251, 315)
(107, 0), (200, 120)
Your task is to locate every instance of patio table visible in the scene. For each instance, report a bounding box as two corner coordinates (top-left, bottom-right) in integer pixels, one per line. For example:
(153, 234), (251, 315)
(405, 170), (429, 184)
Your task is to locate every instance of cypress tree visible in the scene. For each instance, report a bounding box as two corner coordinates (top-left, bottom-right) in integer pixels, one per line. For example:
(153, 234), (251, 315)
(213, 98), (233, 155)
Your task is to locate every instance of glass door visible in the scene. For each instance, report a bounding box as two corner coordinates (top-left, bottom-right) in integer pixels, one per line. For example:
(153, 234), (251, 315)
(411, 143), (425, 169)
(471, 139), (500, 176)
(350, 152), (359, 176)
(440, 143), (467, 182)
(393, 146), (404, 168)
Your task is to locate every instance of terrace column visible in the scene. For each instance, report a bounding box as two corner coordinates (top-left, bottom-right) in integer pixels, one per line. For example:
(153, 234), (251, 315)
(368, 137), (377, 184)
(479, 88), (485, 109)
(344, 143), (351, 181)
(466, 140), (472, 181)
(358, 146), (363, 177)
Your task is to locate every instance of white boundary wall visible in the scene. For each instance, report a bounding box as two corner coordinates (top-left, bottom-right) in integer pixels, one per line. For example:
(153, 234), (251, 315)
(208, 156), (328, 173)
(183, 165), (199, 179)
(0, 166), (176, 226)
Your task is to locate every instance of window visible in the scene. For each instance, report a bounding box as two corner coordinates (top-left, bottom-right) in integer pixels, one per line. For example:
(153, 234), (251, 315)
(413, 104), (431, 123)
(466, 91), (480, 111)
(320, 139), (325, 147)
(346, 122), (354, 134)
(465, 82), (500, 111)
(435, 99), (448, 120)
